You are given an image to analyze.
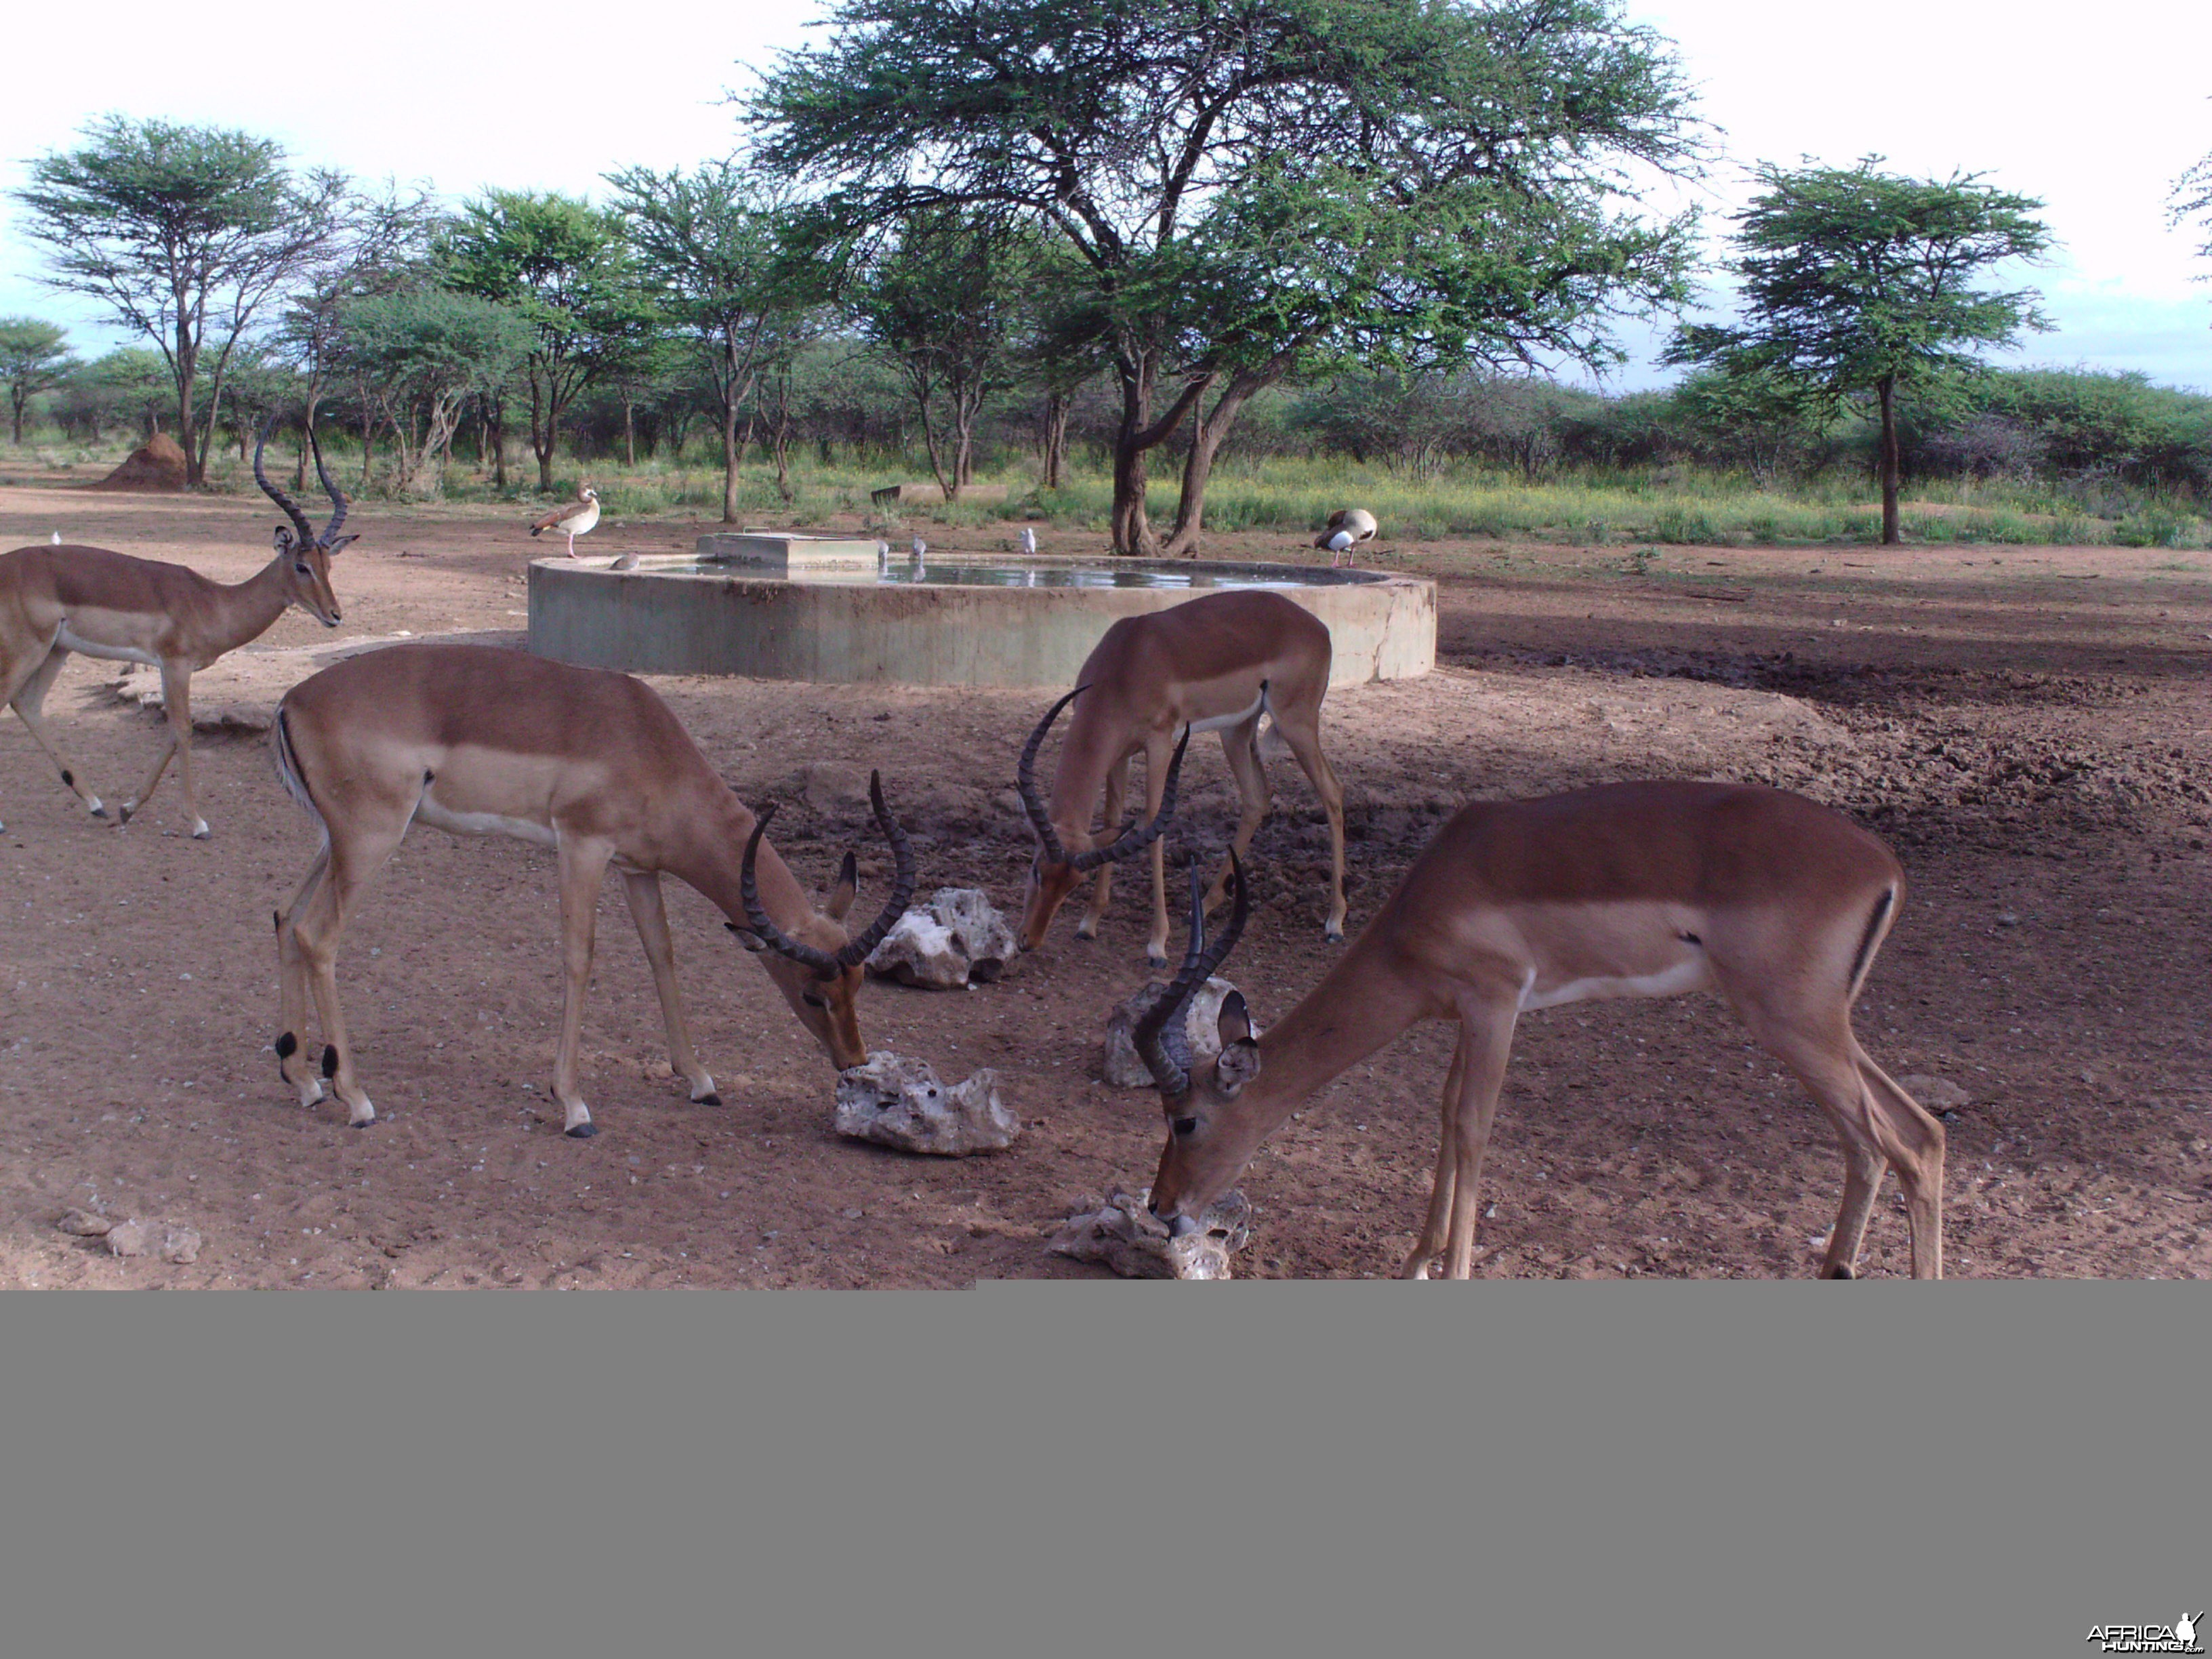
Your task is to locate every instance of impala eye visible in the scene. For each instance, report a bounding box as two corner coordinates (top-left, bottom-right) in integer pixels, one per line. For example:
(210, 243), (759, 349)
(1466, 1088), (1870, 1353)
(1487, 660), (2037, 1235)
(294, 562), (310, 575)
(802, 992), (827, 1009)
(1172, 1116), (1197, 1136)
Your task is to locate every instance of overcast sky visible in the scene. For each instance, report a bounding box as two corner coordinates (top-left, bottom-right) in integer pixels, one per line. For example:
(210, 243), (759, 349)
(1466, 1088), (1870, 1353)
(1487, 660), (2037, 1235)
(2, 0), (2207, 391)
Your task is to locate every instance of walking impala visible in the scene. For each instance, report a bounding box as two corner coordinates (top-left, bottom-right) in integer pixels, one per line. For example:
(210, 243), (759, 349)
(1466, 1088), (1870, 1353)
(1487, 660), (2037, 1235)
(0, 422), (352, 837)
(1017, 590), (1348, 966)
(1137, 781), (1946, 1279)
(270, 642), (915, 1137)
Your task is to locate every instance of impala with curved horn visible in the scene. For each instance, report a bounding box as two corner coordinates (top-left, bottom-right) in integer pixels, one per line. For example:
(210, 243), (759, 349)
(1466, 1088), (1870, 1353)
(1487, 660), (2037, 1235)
(1139, 782), (1947, 1279)
(1015, 590), (1347, 966)
(0, 417), (352, 837)
(269, 642), (915, 1136)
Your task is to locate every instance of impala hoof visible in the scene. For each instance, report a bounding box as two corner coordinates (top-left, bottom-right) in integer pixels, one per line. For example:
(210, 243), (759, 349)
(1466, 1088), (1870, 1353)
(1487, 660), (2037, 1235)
(565, 1121), (598, 1139)
(89, 800), (108, 819)
(696, 1092), (722, 1108)
(190, 820), (211, 840)
(1324, 925), (1345, 944)
(1145, 949), (1170, 968)
(1826, 1264), (1855, 1279)
(117, 803), (134, 825)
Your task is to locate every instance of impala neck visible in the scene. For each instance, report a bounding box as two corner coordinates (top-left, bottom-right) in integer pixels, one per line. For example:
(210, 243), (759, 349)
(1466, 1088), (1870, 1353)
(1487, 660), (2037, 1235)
(213, 552), (302, 654)
(1050, 710), (1129, 848)
(665, 792), (819, 932)
(1235, 927), (1436, 1134)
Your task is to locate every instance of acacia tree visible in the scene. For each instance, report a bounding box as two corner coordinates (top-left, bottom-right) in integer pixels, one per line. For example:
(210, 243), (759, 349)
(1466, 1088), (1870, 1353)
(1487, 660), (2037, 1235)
(847, 209), (1033, 499)
(12, 117), (346, 486)
(441, 190), (641, 491)
(605, 163), (789, 521)
(2173, 144), (2212, 279)
(1667, 158), (2052, 544)
(0, 319), (79, 444)
(755, 0), (1702, 554)
(336, 290), (533, 495)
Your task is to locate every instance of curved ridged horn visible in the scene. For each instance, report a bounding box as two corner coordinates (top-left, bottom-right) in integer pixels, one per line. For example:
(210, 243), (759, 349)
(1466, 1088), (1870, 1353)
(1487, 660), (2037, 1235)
(1133, 851), (1250, 1097)
(1015, 686), (1084, 863)
(834, 771), (918, 968)
(1071, 724), (1189, 872)
(739, 804), (843, 979)
(308, 424), (349, 545)
(253, 416), (318, 546)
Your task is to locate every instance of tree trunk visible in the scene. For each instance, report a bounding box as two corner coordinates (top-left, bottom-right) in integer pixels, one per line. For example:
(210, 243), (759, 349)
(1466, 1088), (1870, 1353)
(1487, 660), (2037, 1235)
(622, 390), (636, 468)
(721, 385), (741, 525)
(1878, 375), (1902, 546)
(1160, 361), (1286, 556)
(9, 392), (23, 445)
(1109, 350), (1214, 556)
(1042, 391), (1068, 489)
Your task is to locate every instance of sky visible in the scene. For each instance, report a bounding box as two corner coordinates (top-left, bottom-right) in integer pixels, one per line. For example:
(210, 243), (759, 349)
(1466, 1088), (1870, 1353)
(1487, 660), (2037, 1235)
(1, 0), (2208, 392)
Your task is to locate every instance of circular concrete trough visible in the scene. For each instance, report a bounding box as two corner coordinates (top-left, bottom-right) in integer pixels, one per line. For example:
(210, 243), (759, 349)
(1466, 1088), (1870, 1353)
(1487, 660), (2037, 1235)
(527, 546), (1435, 689)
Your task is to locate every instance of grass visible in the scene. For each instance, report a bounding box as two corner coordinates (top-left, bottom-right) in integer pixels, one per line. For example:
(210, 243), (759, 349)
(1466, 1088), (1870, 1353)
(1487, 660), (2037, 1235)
(11, 428), (2208, 550)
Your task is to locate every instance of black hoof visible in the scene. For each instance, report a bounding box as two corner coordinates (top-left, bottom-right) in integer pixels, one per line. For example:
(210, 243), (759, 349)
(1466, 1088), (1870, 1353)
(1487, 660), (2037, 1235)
(352, 1117), (377, 1130)
(1826, 1264), (1855, 1279)
(697, 1092), (722, 1107)
(566, 1121), (598, 1139)
(91, 806), (109, 820)
(1145, 952), (1169, 968)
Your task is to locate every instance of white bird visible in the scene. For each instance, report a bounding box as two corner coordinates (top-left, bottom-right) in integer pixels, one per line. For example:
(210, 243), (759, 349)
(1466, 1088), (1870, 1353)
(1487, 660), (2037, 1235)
(530, 486), (600, 557)
(1019, 525), (1038, 556)
(1313, 508), (1378, 567)
(911, 535), (927, 561)
(52, 531), (62, 544)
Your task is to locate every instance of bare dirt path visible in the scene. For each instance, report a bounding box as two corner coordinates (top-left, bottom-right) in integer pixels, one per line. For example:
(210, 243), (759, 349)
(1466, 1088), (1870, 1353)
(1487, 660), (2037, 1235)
(3, 487), (2207, 1284)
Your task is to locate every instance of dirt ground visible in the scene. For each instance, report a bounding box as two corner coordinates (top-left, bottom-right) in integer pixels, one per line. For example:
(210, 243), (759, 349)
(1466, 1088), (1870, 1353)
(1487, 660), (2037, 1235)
(3, 484), (2209, 1285)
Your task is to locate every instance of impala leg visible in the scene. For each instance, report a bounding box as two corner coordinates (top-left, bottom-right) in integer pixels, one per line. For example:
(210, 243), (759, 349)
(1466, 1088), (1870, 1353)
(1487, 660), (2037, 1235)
(621, 869), (718, 1105)
(1852, 1040), (1946, 1280)
(1397, 1029), (1472, 1278)
(1207, 718), (1272, 912)
(293, 821), (410, 1128)
(1078, 754), (1130, 942)
(1439, 993), (1519, 1279)
(552, 837), (617, 1137)
(274, 843), (332, 1107)
(1141, 740), (1173, 967)
(1271, 703), (1347, 943)
(163, 661), (209, 838)
(7, 644), (108, 819)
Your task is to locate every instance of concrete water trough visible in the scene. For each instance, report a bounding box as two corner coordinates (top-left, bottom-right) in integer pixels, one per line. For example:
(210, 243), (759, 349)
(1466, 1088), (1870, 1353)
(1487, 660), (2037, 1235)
(527, 533), (1435, 689)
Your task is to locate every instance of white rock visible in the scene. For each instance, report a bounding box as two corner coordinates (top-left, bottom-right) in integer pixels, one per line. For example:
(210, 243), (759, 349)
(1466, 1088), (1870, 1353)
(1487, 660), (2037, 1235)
(1898, 1075), (1971, 1109)
(104, 1220), (149, 1258)
(56, 1207), (112, 1237)
(1050, 1187), (1252, 1279)
(1101, 977), (1258, 1089)
(160, 1225), (202, 1265)
(865, 888), (1020, 989)
(834, 1052), (1020, 1155)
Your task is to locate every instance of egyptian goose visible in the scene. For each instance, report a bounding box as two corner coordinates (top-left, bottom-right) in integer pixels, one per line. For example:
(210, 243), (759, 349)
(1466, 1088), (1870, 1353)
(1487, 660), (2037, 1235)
(531, 487), (600, 556)
(1313, 508), (1378, 567)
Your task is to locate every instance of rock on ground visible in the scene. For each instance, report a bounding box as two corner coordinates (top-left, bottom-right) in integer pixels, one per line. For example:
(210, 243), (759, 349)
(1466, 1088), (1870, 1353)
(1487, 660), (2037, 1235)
(1898, 1075), (1971, 1109)
(865, 888), (1019, 989)
(55, 1208), (112, 1237)
(1101, 978), (1258, 1088)
(104, 1221), (148, 1258)
(834, 1052), (1019, 1155)
(1050, 1187), (1252, 1279)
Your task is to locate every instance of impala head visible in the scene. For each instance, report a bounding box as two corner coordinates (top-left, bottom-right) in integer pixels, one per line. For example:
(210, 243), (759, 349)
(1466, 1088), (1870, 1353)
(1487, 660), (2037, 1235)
(727, 771), (916, 1070)
(254, 417), (355, 628)
(1013, 686), (1191, 950)
(1139, 855), (1267, 1233)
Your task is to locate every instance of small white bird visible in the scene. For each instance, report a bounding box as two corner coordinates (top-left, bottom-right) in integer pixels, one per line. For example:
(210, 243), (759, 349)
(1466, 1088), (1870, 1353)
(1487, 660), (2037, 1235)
(1313, 508), (1378, 567)
(911, 535), (927, 562)
(51, 531), (62, 544)
(530, 486), (601, 557)
(1019, 525), (1038, 556)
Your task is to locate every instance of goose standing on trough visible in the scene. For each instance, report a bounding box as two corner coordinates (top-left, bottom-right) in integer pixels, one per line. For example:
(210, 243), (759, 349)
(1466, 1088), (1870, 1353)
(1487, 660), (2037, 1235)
(1314, 508), (1377, 567)
(530, 486), (600, 557)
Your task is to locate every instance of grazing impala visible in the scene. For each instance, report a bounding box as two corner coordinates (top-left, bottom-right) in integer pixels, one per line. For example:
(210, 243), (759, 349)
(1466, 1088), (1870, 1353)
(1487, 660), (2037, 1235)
(0, 422), (352, 837)
(1016, 590), (1347, 966)
(1137, 782), (1946, 1279)
(270, 642), (915, 1137)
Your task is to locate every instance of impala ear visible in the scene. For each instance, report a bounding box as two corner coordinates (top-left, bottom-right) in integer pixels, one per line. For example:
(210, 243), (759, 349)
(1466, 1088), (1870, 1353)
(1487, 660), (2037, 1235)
(724, 921), (768, 953)
(273, 526), (295, 554)
(322, 534), (360, 556)
(1213, 1038), (1261, 1099)
(1217, 989), (1253, 1047)
(825, 851), (859, 920)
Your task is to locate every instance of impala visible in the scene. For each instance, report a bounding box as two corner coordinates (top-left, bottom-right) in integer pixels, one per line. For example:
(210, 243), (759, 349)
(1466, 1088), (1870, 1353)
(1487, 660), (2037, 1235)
(1137, 781), (1946, 1279)
(1016, 590), (1347, 966)
(0, 422), (351, 837)
(269, 642), (915, 1137)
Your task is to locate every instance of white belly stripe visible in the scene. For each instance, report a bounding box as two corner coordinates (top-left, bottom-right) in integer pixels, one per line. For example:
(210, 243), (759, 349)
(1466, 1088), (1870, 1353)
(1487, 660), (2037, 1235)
(56, 626), (160, 666)
(1188, 684), (1269, 735)
(414, 794), (558, 848)
(1519, 955), (1715, 1012)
